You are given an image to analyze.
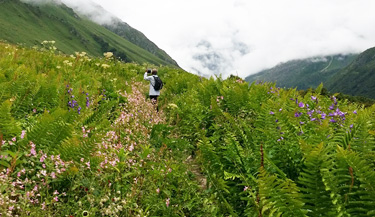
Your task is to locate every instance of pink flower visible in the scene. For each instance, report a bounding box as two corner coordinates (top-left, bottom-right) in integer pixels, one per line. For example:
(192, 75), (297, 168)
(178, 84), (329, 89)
(51, 172), (56, 179)
(85, 161), (91, 169)
(20, 130), (26, 139)
(41, 202), (46, 210)
(156, 188), (160, 194)
(80, 158), (84, 162)
(53, 190), (59, 195)
(244, 186), (249, 191)
(12, 137), (16, 142)
(166, 198), (170, 207)
(54, 196), (58, 202)
(9, 205), (14, 211)
(128, 144), (134, 152)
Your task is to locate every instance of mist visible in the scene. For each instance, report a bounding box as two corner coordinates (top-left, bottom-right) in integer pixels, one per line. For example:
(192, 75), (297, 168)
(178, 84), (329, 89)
(19, 0), (375, 78)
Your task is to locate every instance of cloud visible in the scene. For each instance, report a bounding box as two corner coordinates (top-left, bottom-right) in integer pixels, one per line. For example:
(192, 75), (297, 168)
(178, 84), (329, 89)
(91, 0), (375, 78)
(21, 0), (118, 25)
(21, 0), (375, 78)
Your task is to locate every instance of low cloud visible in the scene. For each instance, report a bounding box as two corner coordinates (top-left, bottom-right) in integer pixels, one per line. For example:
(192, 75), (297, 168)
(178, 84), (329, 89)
(21, 0), (118, 25)
(20, 0), (375, 78)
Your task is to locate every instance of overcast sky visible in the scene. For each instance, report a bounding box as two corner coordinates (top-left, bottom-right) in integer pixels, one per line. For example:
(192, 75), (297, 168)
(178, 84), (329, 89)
(58, 0), (375, 78)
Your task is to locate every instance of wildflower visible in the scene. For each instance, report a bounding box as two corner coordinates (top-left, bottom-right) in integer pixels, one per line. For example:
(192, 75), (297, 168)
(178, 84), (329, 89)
(353, 110), (357, 114)
(101, 64), (110, 69)
(51, 172), (56, 179)
(321, 113), (326, 119)
(329, 118), (336, 123)
(299, 121), (305, 125)
(54, 196), (58, 202)
(243, 186), (249, 191)
(294, 112), (302, 117)
(166, 198), (170, 207)
(269, 111), (274, 115)
(12, 137), (16, 142)
(20, 130), (26, 139)
(329, 104), (335, 110)
(311, 96), (317, 101)
(85, 161), (91, 169)
(298, 102), (305, 108)
(103, 52), (113, 58)
(53, 190), (59, 195)
(156, 188), (160, 194)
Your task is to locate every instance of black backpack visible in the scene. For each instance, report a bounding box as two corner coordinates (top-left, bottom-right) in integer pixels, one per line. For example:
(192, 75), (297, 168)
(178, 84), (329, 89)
(152, 76), (163, 90)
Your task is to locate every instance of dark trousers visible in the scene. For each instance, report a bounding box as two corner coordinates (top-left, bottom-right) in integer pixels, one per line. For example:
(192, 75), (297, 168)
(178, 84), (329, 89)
(150, 95), (159, 111)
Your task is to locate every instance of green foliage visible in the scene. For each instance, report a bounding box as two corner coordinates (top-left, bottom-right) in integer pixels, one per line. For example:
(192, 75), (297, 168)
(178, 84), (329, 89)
(1, 42), (375, 216)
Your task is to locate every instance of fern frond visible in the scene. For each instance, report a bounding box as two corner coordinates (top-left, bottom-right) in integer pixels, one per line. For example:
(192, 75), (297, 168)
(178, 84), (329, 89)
(298, 142), (336, 216)
(258, 167), (307, 216)
(26, 108), (75, 151)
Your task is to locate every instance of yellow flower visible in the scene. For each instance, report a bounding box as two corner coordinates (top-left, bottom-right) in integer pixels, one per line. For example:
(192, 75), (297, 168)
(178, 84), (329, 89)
(103, 52), (113, 58)
(101, 64), (110, 69)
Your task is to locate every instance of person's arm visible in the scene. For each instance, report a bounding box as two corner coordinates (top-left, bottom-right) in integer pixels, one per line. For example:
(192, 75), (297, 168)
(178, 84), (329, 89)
(144, 71), (152, 81)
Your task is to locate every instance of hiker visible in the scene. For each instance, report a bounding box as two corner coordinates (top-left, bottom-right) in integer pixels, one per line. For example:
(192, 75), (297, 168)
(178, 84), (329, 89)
(144, 68), (163, 109)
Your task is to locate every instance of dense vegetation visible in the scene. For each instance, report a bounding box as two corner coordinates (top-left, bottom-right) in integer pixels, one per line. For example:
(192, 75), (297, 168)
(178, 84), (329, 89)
(245, 54), (357, 90)
(1, 42), (375, 216)
(0, 0), (178, 67)
(327, 46), (375, 99)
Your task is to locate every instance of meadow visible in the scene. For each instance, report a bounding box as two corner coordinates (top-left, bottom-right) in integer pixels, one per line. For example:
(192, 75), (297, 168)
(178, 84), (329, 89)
(0, 41), (375, 216)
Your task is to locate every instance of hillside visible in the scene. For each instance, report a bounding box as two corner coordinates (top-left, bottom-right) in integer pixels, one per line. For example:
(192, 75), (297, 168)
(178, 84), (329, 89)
(1, 42), (375, 216)
(245, 54), (357, 90)
(326, 46), (375, 98)
(0, 0), (178, 66)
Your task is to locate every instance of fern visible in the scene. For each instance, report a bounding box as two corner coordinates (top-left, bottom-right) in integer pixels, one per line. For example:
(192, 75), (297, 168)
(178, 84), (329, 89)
(0, 100), (21, 139)
(337, 146), (375, 216)
(298, 142), (336, 216)
(258, 167), (307, 216)
(26, 108), (75, 151)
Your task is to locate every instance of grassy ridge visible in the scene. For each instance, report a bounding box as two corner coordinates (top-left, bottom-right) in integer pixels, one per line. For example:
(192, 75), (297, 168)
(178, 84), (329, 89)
(0, 0), (178, 67)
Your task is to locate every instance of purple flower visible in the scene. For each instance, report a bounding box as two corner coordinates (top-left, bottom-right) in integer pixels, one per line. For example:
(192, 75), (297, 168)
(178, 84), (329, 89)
(269, 111), (274, 115)
(329, 118), (336, 123)
(275, 119), (279, 123)
(311, 96), (317, 101)
(298, 102), (305, 108)
(295, 112), (302, 117)
(311, 118), (317, 121)
(350, 124), (353, 128)
(299, 121), (305, 125)
(329, 104), (335, 110)
(321, 113), (326, 119)
(353, 110), (357, 114)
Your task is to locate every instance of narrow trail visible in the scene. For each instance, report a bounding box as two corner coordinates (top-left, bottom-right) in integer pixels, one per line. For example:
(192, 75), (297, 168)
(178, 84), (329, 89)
(320, 56), (333, 72)
(185, 155), (207, 190)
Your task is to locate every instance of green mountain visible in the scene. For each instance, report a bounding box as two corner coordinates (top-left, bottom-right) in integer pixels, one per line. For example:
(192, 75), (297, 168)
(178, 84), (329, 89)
(326, 47), (375, 99)
(0, 0), (178, 66)
(245, 54), (357, 90)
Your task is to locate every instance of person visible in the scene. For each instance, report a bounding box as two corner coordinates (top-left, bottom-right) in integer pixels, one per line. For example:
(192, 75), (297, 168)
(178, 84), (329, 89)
(144, 68), (160, 109)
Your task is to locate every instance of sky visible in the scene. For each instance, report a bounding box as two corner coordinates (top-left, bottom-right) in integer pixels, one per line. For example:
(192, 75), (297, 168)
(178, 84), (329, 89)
(33, 0), (375, 78)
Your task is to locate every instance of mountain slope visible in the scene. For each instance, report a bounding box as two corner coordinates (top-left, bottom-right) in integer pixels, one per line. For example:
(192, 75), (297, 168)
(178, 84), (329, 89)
(245, 54), (357, 90)
(0, 0), (178, 67)
(326, 47), (375, 98)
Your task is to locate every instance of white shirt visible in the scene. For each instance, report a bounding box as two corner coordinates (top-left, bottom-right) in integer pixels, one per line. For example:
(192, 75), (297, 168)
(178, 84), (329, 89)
(144, 72), (160, 96)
